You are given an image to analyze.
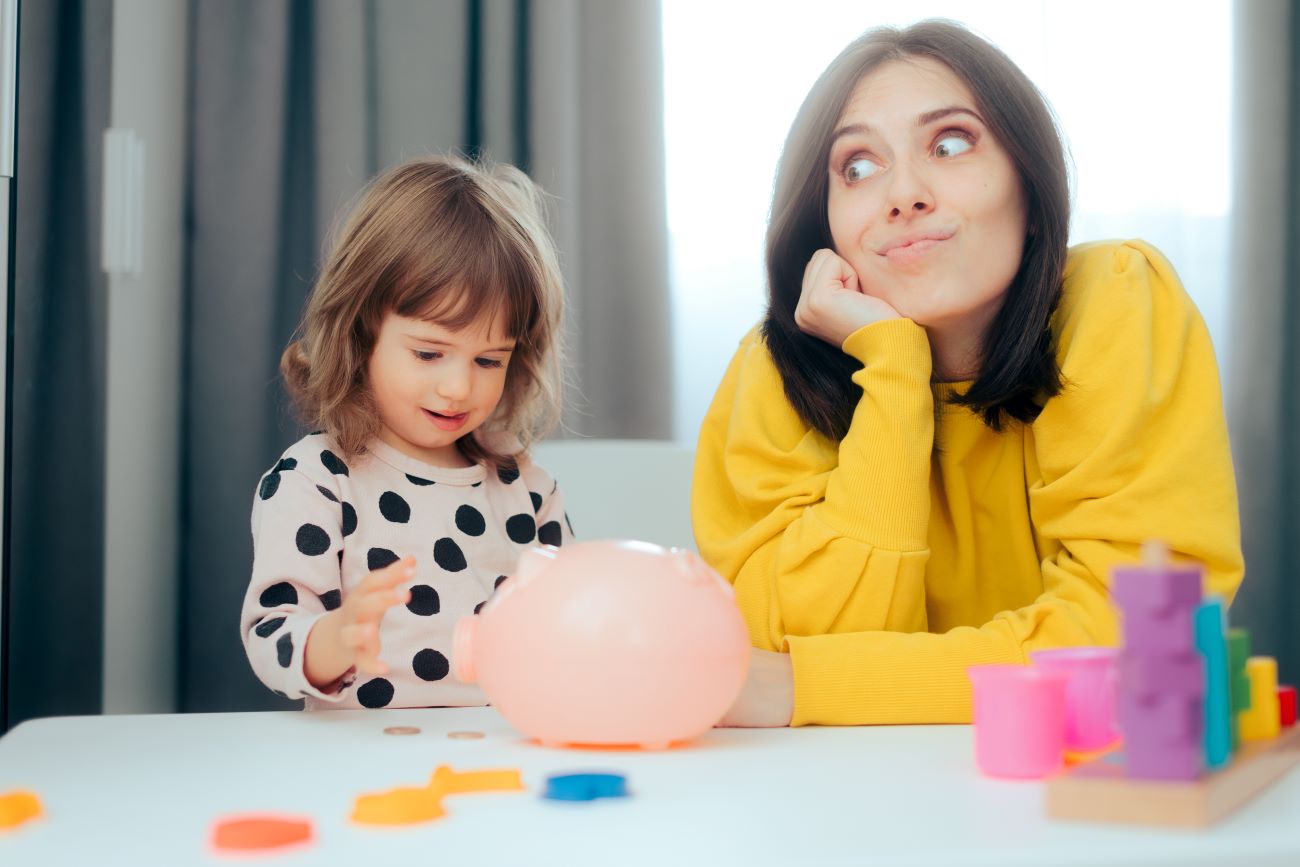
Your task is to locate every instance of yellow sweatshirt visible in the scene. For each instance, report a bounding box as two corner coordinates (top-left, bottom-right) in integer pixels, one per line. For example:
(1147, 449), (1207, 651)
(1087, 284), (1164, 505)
(692, 241), (1244, 725)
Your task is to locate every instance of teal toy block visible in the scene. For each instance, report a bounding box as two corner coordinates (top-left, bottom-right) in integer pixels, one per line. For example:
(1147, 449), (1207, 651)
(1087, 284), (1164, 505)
(1227, 628), (1252, 750)
(1194, 599), (1230, 769)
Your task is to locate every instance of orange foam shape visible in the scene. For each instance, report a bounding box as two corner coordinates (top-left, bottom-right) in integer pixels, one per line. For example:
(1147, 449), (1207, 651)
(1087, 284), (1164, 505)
(0, 791), (42, 830)
(210, 814), (314, 852)
(351, 765), (524, 826)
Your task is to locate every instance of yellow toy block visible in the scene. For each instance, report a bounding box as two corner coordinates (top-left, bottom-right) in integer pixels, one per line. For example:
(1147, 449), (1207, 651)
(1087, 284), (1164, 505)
(1239, 656), (1281, 742)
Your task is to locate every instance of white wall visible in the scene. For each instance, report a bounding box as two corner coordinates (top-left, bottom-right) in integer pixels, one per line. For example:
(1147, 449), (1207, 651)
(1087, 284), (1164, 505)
(102, 0), (187, 713)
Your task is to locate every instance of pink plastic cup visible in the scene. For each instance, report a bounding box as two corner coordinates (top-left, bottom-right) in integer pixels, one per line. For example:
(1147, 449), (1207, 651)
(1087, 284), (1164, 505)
(967, 664), (1068, 779)
(1030, 647), (1121, 752)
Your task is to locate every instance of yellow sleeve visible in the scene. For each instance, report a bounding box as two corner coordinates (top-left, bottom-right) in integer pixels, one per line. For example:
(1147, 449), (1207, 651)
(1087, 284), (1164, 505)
(785, 241), (1245, 725)
(692, 318), (936, 652)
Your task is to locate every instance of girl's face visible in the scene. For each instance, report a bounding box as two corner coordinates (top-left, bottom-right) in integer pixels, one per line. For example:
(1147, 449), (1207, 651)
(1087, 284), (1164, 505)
(367, 309), (514, 467)
(825, 57), (1027, 334)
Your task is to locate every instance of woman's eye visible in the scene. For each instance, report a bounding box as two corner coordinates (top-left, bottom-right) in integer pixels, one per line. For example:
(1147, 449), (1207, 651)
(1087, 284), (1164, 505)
(476, 358), (504, 369)
(413, 350), (440, 362)
(934, 134), (973, 158)
(842, 157), (879, 183)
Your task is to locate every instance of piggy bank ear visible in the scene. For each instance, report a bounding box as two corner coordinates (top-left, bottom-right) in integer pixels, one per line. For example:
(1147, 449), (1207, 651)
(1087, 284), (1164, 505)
(515, 545), (559, 583)
(669, 548), (735, 597)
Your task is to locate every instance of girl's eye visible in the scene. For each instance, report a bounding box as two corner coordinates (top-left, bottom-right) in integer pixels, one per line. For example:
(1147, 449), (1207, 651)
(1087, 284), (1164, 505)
(413, 350), (441, 362)
(476, 358), (504, 369)
(934, 133), (973, 158)
(842, 157), (880, 184)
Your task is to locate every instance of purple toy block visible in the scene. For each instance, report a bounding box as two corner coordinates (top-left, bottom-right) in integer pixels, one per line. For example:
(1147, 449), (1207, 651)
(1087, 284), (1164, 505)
(1118, 651), (1204, 698)
(1125, 740), (1202, 781)
(1119, 691), (1202, 741)
(1120, 606), (1197, 654)
(1111, 565), (1203, 615)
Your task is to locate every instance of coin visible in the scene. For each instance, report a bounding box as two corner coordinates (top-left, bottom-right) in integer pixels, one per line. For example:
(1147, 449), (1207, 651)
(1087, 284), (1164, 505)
(447, 730), (485, 740)
(383, 726), (421, 736)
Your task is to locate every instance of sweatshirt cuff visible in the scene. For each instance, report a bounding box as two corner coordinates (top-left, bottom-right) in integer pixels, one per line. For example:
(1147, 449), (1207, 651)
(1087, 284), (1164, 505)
(841, 317), (930, 368)
(253, 611), (355, 703)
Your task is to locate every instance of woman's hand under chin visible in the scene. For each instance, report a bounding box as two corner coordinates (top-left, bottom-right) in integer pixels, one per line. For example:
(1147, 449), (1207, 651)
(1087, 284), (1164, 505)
(795, 248), (902, 348)
(716, 648), (796, 728)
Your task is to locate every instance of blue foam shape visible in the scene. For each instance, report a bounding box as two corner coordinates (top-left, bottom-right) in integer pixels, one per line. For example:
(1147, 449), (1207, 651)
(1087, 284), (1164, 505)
(543, 772), (629, 802)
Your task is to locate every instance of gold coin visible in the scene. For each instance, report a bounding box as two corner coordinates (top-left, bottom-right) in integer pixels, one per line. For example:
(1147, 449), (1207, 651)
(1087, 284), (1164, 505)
(383, 726), (422, 736)
(447, 730), (485, 740)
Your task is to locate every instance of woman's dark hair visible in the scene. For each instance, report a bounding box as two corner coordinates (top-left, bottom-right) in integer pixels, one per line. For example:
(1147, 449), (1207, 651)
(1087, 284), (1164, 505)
(762, 19), (1069, 438)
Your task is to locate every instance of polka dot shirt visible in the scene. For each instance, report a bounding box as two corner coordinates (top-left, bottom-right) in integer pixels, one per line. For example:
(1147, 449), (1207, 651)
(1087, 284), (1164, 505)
(240, 433), (573, 709)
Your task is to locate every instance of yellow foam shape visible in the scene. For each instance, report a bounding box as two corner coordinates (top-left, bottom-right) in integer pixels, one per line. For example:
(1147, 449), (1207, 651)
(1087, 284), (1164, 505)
(351, 765), (524, 826)
(1240, 656), (1281, 742)
(0, 791), (42, 830)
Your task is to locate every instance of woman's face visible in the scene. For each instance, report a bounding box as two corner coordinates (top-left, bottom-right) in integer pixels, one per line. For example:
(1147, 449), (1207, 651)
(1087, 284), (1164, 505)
(826, 57), (1027, 332)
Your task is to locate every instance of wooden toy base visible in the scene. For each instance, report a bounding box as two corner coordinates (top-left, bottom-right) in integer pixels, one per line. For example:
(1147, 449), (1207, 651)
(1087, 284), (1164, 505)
(1046, 724), (1300, 828)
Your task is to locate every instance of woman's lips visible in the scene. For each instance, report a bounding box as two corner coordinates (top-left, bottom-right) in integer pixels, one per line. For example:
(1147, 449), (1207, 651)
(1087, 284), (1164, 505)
(882, 236), (949, 265)
(424, 409), (468, 431)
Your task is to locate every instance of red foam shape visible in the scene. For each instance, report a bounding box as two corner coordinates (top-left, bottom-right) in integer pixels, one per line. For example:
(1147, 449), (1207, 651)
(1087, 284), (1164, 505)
(211, 813), (314, 853)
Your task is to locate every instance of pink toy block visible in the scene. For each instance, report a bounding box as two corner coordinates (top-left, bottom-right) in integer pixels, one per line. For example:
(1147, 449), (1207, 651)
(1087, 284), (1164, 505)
(1118, 651), (1204, 697)
(1110, 564), (1203, 614)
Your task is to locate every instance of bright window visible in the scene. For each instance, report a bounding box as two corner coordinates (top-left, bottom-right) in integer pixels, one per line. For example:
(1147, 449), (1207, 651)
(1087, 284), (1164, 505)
(664, 1), (1232, 441)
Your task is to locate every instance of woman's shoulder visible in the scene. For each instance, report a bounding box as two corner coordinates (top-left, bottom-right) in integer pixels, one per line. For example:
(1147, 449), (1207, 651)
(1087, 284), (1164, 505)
(1053, 239), (1200, 364)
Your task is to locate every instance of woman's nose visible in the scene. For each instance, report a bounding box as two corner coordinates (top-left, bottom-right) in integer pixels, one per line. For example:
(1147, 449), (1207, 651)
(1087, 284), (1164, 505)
(884, 160), (934, 220)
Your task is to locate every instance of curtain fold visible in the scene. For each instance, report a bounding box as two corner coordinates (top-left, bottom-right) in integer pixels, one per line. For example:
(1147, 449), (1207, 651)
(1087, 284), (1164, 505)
(1227, 0), (1299, 680)
(5, 0), (112, 729)
(180, 0), (670, 711)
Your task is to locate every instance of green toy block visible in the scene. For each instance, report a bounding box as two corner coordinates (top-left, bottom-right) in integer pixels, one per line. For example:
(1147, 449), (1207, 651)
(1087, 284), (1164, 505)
(1227, 628), (1252, 750)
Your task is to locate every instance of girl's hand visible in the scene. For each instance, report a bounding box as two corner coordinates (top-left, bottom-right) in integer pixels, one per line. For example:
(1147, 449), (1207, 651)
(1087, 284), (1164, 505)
(305, 557), (414, 688)
(795, 248), (901, 347)
(716, 648), (795, 728)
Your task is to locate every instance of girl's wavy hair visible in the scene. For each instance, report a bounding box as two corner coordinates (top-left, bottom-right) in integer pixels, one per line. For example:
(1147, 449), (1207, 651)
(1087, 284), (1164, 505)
(763, 19), (1070, 438)
(281, 154), (565, 471)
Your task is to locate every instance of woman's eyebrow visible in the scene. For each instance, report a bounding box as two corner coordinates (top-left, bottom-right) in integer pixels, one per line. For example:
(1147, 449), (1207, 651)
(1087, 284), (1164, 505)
(830, 106), (986, 147)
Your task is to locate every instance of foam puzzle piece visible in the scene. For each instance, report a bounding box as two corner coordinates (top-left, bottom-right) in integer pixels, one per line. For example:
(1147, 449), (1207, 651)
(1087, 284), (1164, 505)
(210, 814), (314, 853)
(543, 772), (629, 802)
(351, 765), (524, 826)
(0, 791), (42, 831)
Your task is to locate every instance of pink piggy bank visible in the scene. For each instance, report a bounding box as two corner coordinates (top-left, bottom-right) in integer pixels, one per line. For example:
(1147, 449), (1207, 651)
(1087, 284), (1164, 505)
(453, 540), (750, 749)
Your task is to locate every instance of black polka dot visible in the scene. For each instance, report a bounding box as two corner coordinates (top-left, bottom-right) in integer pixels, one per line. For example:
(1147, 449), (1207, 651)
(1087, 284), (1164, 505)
(494, 575), (508, 590)
(276, 633), (294, 668)
(319, 590), (341, 611)
(413, 649), (450, 682)
(357, 678), (394, 708)
(254, 616), (286, 638)
(455, 505), (486, 537)
(538, 521), (563, 547)
(505, 514), (536, 544)
(316, 485), (338, 502)
(341, 502), (357, 536)
(473, 601), (486, 614)
(498, 462), (520, 484)
(529, 491), (543, 512)
(406, 474), (435, 486)
(471, 481), (482, 488)
(260, 582), (298, 608)
(259, 473), (281, 500)
(295, 523), (331, 556)
(565, 512), (574, 536)
(379, 491), (410, 523)
(275, 458), (298, 472)
(433, 538), (467, 572)
(368, 547), (400, 571)
(406, 584), (440, 616)
(320, 449), (349, 476)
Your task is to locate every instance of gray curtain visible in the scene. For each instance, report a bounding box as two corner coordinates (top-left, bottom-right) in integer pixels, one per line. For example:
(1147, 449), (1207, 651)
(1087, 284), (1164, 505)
(4, 0), (111, 730)
(181, 0), (671, 712)
(1227, 0), (1299, 682)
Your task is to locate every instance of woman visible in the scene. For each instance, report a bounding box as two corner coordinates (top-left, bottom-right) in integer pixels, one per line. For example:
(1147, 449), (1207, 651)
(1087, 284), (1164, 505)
(692, 20), (1243, 727)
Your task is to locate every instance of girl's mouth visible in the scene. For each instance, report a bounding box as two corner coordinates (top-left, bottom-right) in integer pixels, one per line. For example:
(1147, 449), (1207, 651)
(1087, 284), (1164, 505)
(424, 409), (469, 431)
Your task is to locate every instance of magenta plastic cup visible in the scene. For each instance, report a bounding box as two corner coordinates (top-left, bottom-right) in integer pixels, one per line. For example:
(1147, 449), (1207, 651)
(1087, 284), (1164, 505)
(967, 664), (1068, 779)
(1030, 647), (1120, 752)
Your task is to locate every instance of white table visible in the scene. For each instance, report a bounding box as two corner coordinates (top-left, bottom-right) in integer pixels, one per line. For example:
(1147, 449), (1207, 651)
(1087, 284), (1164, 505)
(1, 707), (1297, 866)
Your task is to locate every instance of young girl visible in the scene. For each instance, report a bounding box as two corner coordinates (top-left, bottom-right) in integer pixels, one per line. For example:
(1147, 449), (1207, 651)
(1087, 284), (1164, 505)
(240, 155), (572, 710)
